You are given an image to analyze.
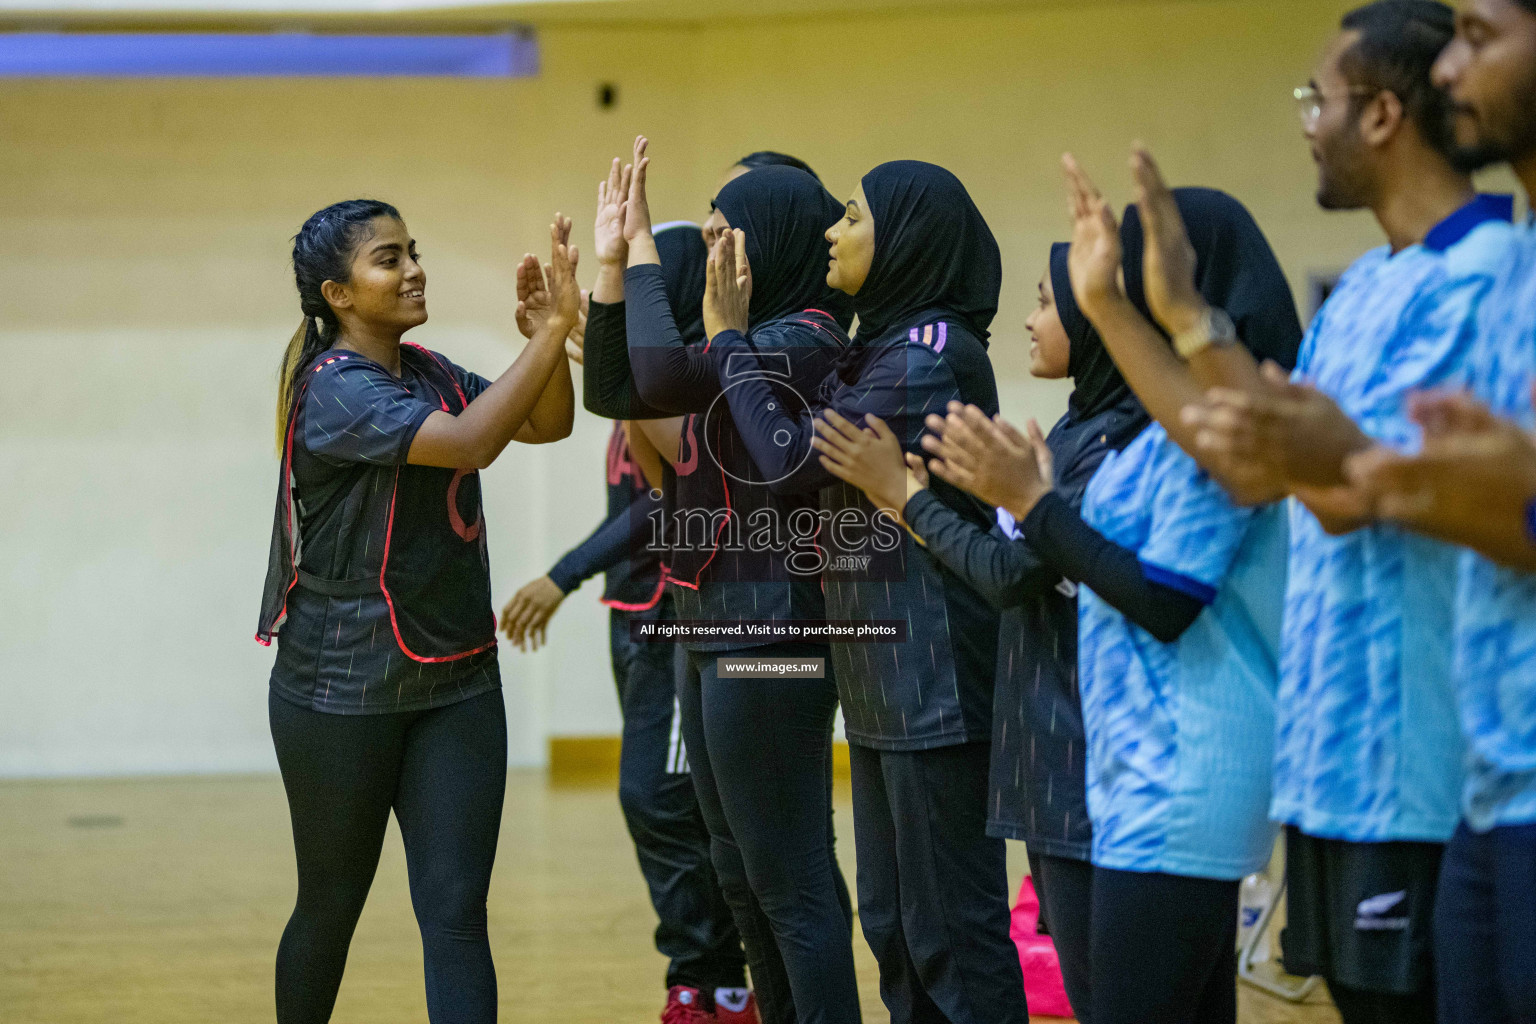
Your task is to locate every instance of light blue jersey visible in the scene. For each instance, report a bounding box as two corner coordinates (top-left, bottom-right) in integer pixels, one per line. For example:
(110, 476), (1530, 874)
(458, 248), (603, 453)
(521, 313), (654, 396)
(1456, 219), (1536, 833)
(1078, 423), (1285, 880)
(1273, 196), (1516, 843)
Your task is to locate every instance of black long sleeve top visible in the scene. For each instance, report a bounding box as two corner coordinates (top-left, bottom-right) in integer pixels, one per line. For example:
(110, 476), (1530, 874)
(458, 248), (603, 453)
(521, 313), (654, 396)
(622, 264), (849, 652)
(709, 315), (1002, 751)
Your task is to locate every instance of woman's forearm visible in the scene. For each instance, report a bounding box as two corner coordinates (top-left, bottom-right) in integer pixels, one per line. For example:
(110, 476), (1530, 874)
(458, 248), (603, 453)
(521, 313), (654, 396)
(903, 490), (1057, 609)
(624, 420), (669, 487)
(1084, 295), (1207, 449)
(408, 317), (572, 468)
(625, 264), (720, 412)
(1021, 491), (1206, 642)
(632, 417), (683, 468)
(516, 354), (575, 444)
(593, 261), (625, 305)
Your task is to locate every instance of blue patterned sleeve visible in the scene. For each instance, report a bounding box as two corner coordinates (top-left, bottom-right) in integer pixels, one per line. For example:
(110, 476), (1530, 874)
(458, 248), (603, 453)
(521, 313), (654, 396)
(301, 358), (437, 466)
(1138, 442), (1254, 602)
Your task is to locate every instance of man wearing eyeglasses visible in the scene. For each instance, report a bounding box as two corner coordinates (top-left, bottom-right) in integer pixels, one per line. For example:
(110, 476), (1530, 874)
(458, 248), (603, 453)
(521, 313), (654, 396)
(1174, 3), (1517, 1022)
(1326, 2), (1536, 1020)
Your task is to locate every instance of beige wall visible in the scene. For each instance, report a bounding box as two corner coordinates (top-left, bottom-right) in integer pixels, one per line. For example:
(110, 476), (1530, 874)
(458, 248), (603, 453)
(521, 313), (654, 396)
(5, 0), (1507, 774)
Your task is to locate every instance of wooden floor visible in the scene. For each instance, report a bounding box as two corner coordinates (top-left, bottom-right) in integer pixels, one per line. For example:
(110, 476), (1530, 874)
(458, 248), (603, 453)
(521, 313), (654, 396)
(0, 772), (1342, 1024)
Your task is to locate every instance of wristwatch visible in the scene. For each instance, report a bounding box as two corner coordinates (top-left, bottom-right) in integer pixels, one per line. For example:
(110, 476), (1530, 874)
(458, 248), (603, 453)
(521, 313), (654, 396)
(1173, 306), (1238, 360)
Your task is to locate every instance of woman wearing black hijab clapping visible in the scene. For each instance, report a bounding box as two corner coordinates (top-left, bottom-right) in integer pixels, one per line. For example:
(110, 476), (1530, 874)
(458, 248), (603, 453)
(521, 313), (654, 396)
(709, 161), (1027, 1024)
(912, 175), (1300, 1024)
(615, 136), (862, 1024)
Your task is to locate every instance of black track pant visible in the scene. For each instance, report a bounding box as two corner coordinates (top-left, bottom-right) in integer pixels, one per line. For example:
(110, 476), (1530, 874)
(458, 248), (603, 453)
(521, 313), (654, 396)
(678, 644), (860, 1024)
(609, 607), (746, 991)
(1089, 866), (1239, 1024)
(269, 687), (507, 1024)
(849, 741), (1028, 1024)
(1034, 853), (1095, 1024)
(1434, 822), (1536, 1024)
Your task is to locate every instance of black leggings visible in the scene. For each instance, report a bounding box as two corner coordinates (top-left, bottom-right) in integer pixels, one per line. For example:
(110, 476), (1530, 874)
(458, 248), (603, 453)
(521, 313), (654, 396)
(678, 645), (860, 1024)
(1035, 855), (1241, 1024)
(1034, 854), (1095, 1024)
(269, 687), (508, 1024)
(1089, 865), (1239, 1024)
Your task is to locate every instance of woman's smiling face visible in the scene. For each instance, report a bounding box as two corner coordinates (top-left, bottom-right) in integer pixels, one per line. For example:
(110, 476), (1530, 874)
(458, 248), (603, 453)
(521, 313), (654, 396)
(321, 215), (428, 333)
(1026, 270), (1071, 380)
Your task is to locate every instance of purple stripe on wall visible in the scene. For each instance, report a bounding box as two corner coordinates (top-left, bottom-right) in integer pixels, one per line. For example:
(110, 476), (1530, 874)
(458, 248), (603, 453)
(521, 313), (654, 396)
(0, 31), (539, 78)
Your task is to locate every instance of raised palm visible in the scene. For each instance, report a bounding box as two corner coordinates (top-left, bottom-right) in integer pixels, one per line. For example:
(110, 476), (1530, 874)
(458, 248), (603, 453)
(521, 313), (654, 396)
(594, 158), (631, 267)
(1131, 147), (1204, 335)
(1062, 154), (1125, 316)
(517, 216), (580, 338)
(622, 135), (654, 243)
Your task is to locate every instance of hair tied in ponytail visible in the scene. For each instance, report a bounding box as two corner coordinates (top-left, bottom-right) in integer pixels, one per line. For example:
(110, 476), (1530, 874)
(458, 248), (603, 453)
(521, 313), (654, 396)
(275, 199), (401, 452)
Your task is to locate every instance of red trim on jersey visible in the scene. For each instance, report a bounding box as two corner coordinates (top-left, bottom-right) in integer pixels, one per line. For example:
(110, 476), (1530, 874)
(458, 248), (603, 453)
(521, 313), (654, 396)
(600, 570), (669, 612)
(377, 467), (499, 664)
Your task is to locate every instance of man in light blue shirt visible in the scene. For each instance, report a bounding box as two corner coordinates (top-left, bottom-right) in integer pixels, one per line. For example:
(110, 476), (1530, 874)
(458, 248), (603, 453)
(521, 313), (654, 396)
(1180, 4), (1517, 1019)
(1340, 2), (1536, 1019)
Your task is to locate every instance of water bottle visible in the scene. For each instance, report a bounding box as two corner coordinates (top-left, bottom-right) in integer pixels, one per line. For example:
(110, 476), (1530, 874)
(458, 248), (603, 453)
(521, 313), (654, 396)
(1238, 873), (1272, 963)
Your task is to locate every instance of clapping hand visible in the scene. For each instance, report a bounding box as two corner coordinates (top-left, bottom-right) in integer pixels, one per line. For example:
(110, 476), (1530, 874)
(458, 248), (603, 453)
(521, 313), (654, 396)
(517, 216), (582, 340)
(704, 228), (752, 340)
(1346, 388), (1536, 553)
(622, 135), (654, 245)
(1130, 145), (1208, 338)
(1061, 154), (1127, 320)
(594, 158), (632, 268)
(812, 411), (914, 514)
(921, 403), (1054, 520)
(1184, 361), (1369, 495)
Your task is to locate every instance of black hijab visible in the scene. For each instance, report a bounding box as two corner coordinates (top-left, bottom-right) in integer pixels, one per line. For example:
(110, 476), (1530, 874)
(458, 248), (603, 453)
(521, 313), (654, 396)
(1049, 241), (1137, 426)
(1122, 186), (1303, 371)
(654, 221), (709, 347)
(1046, 240), (1150, 505)
(1043, 186), (1302, 499)
(1051, 186), (1302, 427)
(854, 160), (1002, 345)
(712, 165), (854, 329)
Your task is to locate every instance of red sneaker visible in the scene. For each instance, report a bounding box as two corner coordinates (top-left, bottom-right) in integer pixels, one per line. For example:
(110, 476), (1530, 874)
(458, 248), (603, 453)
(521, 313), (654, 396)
(710, 989), (759, 1024)
(661, 986), (710, 1024)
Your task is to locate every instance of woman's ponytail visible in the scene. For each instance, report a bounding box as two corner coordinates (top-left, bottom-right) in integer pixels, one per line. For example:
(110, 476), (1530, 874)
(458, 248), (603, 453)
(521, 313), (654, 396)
(276, 316), (328, 450)
(278, 198), (402, 453)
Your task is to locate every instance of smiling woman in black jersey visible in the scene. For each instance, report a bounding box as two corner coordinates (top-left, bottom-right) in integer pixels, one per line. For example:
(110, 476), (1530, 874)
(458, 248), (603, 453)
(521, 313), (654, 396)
(256, 199), (579, 1024)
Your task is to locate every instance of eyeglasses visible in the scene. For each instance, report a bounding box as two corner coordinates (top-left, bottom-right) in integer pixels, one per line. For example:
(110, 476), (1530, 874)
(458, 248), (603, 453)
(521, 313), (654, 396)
(1293, 85), (1381, 129)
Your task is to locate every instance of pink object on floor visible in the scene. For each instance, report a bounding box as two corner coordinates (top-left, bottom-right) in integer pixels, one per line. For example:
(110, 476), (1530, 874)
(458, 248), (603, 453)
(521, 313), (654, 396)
(1011, 874), (1076, 1019)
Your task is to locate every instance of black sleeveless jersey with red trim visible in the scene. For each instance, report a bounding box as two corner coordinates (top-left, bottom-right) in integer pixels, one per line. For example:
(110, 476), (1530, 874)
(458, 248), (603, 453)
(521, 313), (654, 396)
(259, 345), (499, 714)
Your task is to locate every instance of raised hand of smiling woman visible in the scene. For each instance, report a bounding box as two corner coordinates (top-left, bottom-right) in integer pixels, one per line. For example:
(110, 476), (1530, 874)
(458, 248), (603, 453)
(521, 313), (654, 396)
(517, 216), (581, 340)
(704, 228), (752, 341)
(594, 158), (632, 268)
(922, 403), (1054, 520)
